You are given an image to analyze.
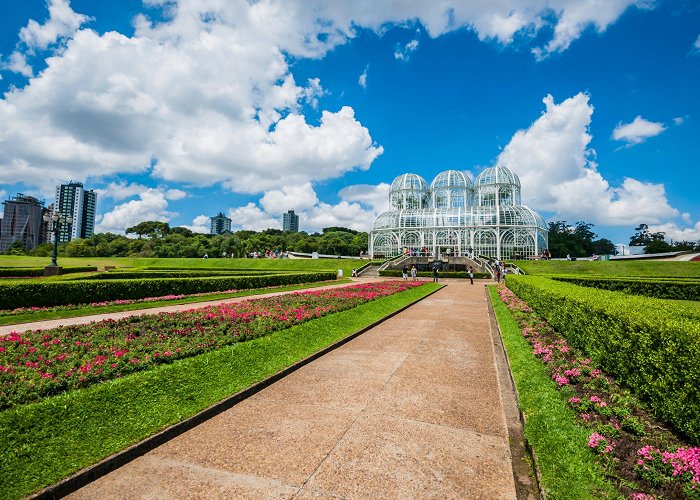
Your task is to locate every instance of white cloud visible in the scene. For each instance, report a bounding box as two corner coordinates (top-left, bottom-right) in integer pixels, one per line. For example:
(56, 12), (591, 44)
(673, 117), (684, 125)
(165, 188), (187, 200)
(0, 0), (656, 195)
(682, 212), (692, 224)
(95, 188), (177, 234)
(694, 34), (700, 52)
(0, 189), (7, 201)
(180, 214), (210, 234)
(496, 92), (678, 226)
(358, 66), (368, 88)
(647, 221), (700, 242)
(18, 0), (90, 52)
(94, 181), (149, 201)
(228, 203), (280, 232)
(338, 183), (391, 213)
(612, 116), (666, 145)
(394, 39), (419, 61)
(259, 182), (319, 215)
(3, 52), (34, 77)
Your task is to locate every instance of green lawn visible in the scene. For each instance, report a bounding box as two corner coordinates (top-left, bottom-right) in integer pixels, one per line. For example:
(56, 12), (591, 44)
(488, 286), (620, 499)
(0, 279), (352, 326)
(0, 283), (440, 499)
(514, 259), (700, 277)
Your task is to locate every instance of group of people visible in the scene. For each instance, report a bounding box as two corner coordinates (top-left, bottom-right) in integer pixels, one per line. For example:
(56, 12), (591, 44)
(493, 259), (508, 283)
(402, 265), (419, 281)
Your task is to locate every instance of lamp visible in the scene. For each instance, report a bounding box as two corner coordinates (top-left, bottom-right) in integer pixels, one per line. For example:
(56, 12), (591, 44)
(44, 212), (73, 268)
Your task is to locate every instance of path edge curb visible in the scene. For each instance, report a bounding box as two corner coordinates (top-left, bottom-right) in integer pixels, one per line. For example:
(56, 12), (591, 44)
(485, 285), (546, 500)
(31, 283), (445, 500)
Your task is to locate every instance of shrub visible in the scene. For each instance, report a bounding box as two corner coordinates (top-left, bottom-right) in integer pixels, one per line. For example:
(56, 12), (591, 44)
(0, 272), (336, 309)
(551, 276), (700, 301)
(0, 266), (97, 278)
(506, 275), (700, 444)
(65, 269), (287, 280)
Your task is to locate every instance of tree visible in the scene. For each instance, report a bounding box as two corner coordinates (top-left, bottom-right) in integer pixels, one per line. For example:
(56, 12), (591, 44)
(5, 240), (26, 255)
(125, 221), (171, 239)
(630, 223), (665, 246)
(644, 240), (673, 254)
(591, 238), (616, 256)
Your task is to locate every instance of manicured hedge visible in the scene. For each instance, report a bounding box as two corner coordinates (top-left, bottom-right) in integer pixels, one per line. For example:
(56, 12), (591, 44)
(65, 270), (288, 280)
(379, 270), (491, 279)
(551, 276), (700, 300)
(0, 266), (97, 278)
(506, 275), (700, 443)
(0, 272), (336, 309)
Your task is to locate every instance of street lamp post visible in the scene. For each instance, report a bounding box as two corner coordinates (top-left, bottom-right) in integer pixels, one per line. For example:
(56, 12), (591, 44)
(43, 212), (72, 273)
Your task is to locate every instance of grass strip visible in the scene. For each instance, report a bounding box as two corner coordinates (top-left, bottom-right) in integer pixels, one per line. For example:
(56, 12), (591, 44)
(0, 279), (352, 326)
(0, 282), (441, 499)
(488, 286), (620, 499)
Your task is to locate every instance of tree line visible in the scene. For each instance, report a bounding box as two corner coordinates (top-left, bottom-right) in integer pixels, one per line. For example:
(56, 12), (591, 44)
(6, 223), (369, 258)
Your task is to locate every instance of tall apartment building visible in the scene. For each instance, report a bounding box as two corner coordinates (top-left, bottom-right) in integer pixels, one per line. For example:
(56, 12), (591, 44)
(210, 212), (232, 235)
(54, 182), (97, 243)
(0, 193), (46, 252)
(282, 209), (299, 232)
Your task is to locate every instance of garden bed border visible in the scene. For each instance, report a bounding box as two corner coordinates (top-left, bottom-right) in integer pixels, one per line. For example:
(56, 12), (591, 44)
(485, 285), (544, 499)
(31, 283), (444, 499)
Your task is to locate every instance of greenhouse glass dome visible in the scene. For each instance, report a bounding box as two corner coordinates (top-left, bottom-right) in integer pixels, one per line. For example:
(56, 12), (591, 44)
(369, 166), (548, 259)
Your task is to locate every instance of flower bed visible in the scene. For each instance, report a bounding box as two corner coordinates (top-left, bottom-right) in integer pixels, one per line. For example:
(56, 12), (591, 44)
(0, 281), (423, 409)
(0, 289), (242, 317)
(497, 285), (700, 499)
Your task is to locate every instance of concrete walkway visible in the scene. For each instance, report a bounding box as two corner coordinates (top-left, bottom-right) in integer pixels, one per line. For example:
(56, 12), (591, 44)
(0, 280), (380, 337)
(66, 281), (529, 499)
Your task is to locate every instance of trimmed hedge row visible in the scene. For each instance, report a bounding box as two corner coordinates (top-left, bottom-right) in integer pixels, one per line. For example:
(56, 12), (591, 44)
(0, 266), (97, 278)
(551, 276), (700, 300)
(0, 272), (337, 309)
(379, 270), (490, 279)
(65, 270), (289, 280)
(506, 275), (700, 443)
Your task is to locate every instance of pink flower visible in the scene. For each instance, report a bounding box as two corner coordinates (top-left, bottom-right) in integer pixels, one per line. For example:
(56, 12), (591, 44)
(568, 397), (581, 404)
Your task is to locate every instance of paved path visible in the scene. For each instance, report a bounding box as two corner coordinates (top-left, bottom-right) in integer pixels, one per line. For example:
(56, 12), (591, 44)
(67, 282), (527, 499)
(0, 279), (384, 336)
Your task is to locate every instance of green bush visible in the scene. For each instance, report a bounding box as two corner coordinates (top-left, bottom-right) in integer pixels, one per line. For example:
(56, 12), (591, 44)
(506, 275), (700, 443)
(0, 266), (97, 278)
(551, 276), (700, 301)
(65, 269), (288, 280)
(0, 272), (337, 309)
(379, 270), (490, 279)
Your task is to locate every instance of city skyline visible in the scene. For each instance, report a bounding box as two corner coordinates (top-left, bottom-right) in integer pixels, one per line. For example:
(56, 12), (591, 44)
(0, 1), (699, 246)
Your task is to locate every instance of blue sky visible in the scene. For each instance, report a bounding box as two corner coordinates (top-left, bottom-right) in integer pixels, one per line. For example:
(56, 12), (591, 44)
(1, 0), (699, 246)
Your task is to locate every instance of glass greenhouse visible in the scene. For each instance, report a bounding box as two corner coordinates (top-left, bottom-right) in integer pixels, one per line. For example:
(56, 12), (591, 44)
(369, 167), (548, 259)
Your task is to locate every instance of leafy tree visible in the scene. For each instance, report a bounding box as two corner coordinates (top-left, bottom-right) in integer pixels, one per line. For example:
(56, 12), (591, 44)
(125, 221), (171, 239)
(630, 223), (665, 246)
(644, 240), (673, 254)
(5, 240), (26, 255)
(591, 238), (616, 256)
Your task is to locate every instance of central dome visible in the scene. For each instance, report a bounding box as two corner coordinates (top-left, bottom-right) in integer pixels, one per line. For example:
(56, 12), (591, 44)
(390, 173), (429, 209)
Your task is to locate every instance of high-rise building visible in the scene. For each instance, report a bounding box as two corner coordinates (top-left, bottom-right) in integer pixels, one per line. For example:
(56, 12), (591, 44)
(54, 182), (97, 242)
(0, 193), (46, 252)
(210, 212), (232, 235)
(282, 209), (299, 232)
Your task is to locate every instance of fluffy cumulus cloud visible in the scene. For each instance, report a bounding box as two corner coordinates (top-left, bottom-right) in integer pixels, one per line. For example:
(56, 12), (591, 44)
(226, 182), (390, 233)
(612, 116), (666, 145)
(648, 221), (700, 242)
(181, 215), (210, 234)
(496, 93), (678, 226)
(18, 0), (91, 52)
(394, 39), (419, 61)
(95, 188), (182, 233)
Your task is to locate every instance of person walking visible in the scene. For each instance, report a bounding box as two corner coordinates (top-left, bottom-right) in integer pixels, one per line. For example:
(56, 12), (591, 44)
(411, 265), (417, 281)
(495, 264), (501, 283)
(433, 265), (439, 283)
(467, 265), (474, 285)
(402, 265), (409, 281)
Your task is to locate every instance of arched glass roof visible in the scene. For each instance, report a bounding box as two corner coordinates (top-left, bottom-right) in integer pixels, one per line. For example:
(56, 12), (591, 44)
(430, 170), (472, 189)
(390, 173), (428, 193)
(475, 166), (521, 187)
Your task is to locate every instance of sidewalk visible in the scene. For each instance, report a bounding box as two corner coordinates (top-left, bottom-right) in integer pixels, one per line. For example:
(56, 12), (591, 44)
(66, 282), (530, 499)
(0, 279), (385, 337)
